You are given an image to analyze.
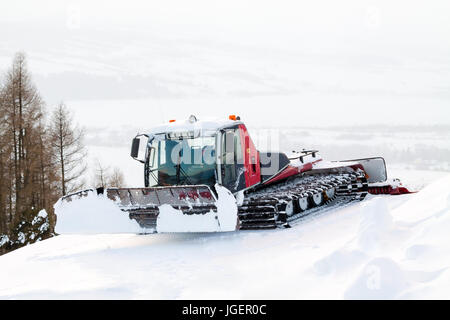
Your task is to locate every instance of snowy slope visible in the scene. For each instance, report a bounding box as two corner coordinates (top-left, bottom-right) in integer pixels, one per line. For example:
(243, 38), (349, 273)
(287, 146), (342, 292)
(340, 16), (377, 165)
(0, 173), (450, 299)
(1, 1), (449, 300)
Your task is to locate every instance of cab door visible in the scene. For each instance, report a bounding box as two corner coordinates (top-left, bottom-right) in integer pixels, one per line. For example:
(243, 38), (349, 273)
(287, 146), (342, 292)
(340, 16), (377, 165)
(220, 128), (246, 192)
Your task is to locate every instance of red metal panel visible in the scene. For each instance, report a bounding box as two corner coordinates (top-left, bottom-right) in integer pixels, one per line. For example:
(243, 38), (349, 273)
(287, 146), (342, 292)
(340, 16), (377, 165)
(263, 165), (298, 185)
(238, 124), (261, 188)
(368, 186), (415, 195)
(263, 162), (316, 186)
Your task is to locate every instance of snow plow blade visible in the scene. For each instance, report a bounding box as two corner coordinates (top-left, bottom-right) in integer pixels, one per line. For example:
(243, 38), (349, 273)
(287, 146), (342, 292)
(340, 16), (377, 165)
(55, 185), (239, 234)
(334, 157), (413, 195)
(106, 185), (218, 229)
(325, 157), (413, 195)
(354, 157), (387, 183)
(352, 157), (414, 194)
(329, 157), (387, 184)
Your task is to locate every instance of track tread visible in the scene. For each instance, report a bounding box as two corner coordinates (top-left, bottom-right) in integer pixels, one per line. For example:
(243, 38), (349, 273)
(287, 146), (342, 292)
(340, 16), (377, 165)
(238, 172), (368, 230)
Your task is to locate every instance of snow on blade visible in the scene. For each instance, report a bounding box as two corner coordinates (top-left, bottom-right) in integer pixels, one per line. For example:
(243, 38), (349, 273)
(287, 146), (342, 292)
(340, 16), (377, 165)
(156, 205), (220, 233)
(156, 184), (238, 233)
(54, 192), (144, 234)
(215, 184), (238, 231)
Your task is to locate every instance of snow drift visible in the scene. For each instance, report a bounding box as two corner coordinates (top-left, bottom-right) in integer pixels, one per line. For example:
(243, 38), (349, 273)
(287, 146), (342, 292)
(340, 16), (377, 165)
(0, 174), (449, 299)
(54, 193), (145, 234)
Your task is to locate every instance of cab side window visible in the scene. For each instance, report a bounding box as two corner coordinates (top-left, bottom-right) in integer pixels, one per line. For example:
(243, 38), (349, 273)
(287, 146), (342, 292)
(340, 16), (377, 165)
(221, 129), (244, 190)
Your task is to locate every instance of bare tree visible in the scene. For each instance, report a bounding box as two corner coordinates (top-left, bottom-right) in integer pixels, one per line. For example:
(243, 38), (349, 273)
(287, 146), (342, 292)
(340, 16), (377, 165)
(0, 52), (58, 253)
(92, 161), (126, 189)
(108, 167), (126, 188)
(49, 102), (87, 196)
(0, 76), (15, 232)
(93, 160), (109, 189)
(36, 119), (60, 228)
(0, 85), (7, 234)
(2, 52), (46, 221)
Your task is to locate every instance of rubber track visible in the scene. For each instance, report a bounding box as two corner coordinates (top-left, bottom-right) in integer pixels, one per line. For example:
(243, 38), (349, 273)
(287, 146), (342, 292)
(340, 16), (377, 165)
(238, 172), (368, 230)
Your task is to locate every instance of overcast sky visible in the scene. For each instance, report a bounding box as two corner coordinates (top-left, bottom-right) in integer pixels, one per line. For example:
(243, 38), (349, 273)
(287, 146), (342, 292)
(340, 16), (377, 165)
(1, 0), (449, 127)
(2, 0), (449, 186)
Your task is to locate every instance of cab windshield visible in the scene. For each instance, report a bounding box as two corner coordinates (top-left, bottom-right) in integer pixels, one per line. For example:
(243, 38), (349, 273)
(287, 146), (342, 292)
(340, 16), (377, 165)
(147, 134), (216, 186)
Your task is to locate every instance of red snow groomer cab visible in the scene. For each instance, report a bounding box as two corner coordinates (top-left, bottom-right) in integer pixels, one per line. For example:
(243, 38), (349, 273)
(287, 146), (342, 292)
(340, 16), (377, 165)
(59, 115), (413, 233)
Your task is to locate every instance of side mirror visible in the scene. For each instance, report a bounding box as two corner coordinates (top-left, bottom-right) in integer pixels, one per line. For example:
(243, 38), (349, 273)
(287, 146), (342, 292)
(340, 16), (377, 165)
(130, 134), (149, 163)
(131, 138), (140, 158)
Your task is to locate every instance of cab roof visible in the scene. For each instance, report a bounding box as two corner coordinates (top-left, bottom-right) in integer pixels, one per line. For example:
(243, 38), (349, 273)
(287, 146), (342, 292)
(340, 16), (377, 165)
(147, 117), (244, 136)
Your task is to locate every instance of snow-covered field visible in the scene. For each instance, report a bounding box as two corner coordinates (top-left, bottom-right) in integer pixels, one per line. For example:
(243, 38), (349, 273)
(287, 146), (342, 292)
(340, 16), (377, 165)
(1, 0), (449, 300)
(0, 171), (449, 299)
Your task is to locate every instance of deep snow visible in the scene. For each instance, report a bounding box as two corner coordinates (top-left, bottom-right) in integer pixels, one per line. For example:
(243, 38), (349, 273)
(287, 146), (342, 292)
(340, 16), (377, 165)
(54, 192), (145, 234)
(0, 172), (449, 299)
(1, 0), (449, 300)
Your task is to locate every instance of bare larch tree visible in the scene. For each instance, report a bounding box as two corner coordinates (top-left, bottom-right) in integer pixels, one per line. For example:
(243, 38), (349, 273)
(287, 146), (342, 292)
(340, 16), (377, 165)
(0, 52), (57, 255)
(1, 52), (47, 221)
(0, 84), (8, 234)
(93, 160), (109, 189)
(108, 167), (126, 188)
(93, 160), (126, 189)
(49, 102), (87, 196)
